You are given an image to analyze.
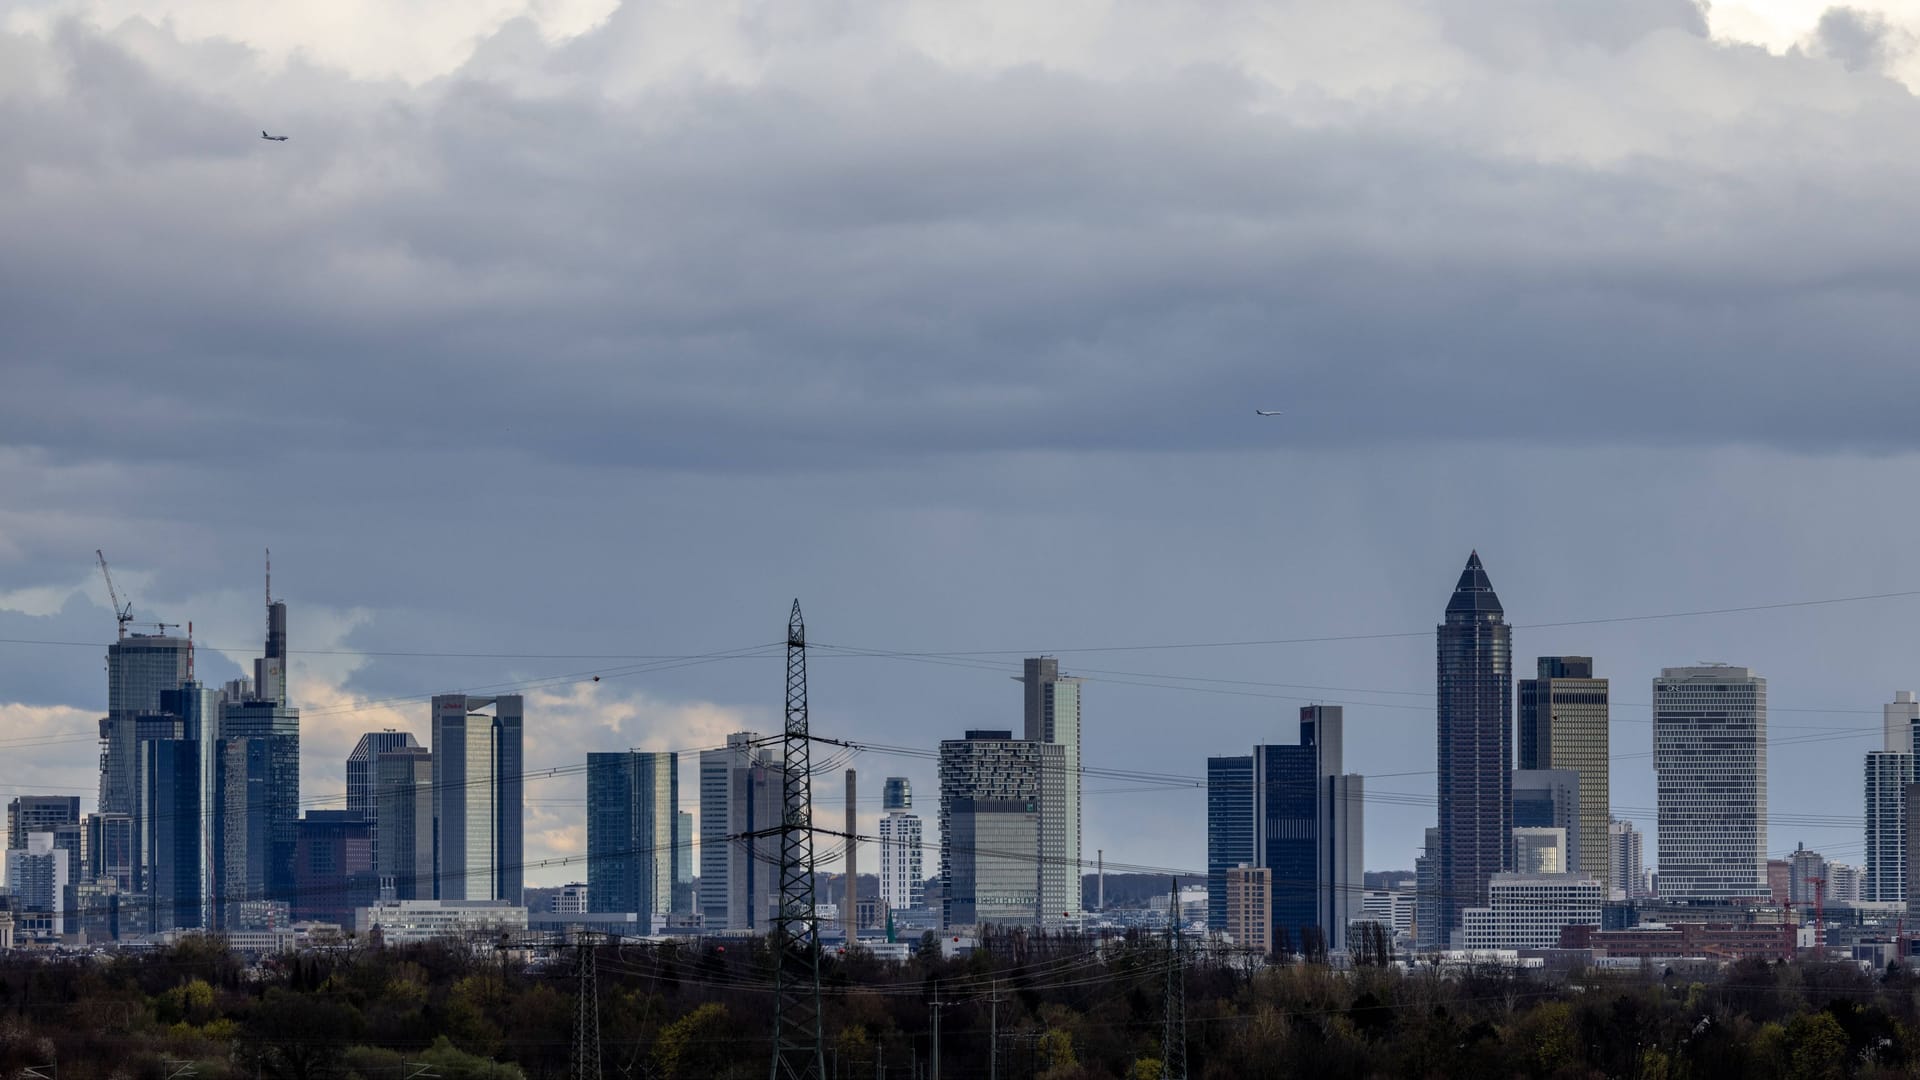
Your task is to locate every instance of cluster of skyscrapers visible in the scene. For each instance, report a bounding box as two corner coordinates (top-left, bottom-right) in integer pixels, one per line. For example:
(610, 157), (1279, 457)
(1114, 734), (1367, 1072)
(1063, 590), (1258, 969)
(1, 583), (531, 943)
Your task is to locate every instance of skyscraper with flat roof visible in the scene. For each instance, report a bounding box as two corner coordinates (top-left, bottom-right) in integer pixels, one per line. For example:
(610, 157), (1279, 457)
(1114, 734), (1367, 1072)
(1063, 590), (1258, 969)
(698, 733), (784, 930)
(374, 745), (434, 901)
(1205, 755), (1255, 934)
(1435, 552), (1512, 945)
(938, 730), (1069, 929)
(586, 751), (678, 927)
(1518, 656), (1609, 886)
(1654, 665), (1767, 900)
(431, 694), (524, 903)
(1866, 692), (1919, 903)
(1021, 658), (1082, 924)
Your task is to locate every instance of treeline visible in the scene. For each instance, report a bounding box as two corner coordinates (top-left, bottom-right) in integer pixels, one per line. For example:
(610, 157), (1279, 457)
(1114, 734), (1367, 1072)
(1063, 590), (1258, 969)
(0, 934), (1917, 1078)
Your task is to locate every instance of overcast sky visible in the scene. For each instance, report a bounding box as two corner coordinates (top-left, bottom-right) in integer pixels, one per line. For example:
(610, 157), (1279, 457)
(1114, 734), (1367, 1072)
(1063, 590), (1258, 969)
(5, 0), (1920, 888)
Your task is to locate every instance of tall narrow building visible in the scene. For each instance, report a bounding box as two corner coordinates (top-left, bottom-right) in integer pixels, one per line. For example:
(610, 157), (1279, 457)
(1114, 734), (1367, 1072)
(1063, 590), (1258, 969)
(1608, 820), (1645, 900)
(373, 745), (434, 900)
(877, 777), (924, 914)
(1865, 692), (1918, 903)
(220, 602), (301, 909)
(1653, 665), (1767, 900)
(1435, 551), (1512, 946)
(1020, 657), (1082, 924)
(1517, 656), (1610, 886)
(1205, 755), (1256, 935)
(586, 751), (679, 928)
(431, 694), (524, 903)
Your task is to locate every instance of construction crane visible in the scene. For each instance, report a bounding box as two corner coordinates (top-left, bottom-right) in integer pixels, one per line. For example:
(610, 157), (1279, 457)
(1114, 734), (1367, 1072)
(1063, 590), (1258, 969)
(95, 549), (133, 639)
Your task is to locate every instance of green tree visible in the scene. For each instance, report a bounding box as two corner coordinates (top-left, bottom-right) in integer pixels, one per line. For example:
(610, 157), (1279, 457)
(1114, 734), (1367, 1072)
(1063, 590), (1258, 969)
(653, 1003), (733, 1080)
(1783, 1012), (1848, 1080)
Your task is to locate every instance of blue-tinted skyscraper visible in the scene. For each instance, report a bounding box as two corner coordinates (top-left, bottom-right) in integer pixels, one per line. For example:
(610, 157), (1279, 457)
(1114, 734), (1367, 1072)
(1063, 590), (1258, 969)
(1436, 551), (1512, 945)
(1206, 707), (1363, 954)
(219, 599), (300, 910)
(139, 682), (219, 931)
(1206, 756), (1254, 934)
(586, 751), (679, 927)
(346, 730), (420, 819)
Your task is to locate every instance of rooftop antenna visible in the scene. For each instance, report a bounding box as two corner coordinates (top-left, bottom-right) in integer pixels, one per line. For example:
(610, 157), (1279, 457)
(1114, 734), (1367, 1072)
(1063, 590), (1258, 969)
(95, 549), (133, 639)
(186, 622), (195, 682)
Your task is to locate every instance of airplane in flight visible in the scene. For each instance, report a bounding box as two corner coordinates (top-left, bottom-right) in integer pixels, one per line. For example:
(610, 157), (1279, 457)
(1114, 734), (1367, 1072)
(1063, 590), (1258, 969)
(1254, 409), (1283, 416)
(261, 130), (289, 141)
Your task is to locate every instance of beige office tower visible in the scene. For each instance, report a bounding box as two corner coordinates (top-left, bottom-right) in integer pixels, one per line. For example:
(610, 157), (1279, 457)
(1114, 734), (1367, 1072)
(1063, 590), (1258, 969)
(1020, 658), (1082, 924)
(1517, 656), (1609, 889)
(1224, 865), (1273, 954)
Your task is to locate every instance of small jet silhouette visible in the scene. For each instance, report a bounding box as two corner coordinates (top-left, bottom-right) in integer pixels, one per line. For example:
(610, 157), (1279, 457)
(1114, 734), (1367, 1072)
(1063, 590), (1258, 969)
(261, 130), (289, 141)
(1254, 409), (1283, 416)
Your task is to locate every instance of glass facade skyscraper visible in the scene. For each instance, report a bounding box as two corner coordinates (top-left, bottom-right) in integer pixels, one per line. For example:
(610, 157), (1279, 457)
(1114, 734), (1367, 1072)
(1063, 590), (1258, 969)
(100, 633), (191, 817)
(1436, 551), (1512, 946)
(374, 745), (435, 901)
(938, 730), (1069, 929)
(1206, 755), (1255, 934)
(1021, 658), (1082, 924)
(431, 694), (524, 904)
(346, 731), (420, 819)
(586, 750), (679, 926)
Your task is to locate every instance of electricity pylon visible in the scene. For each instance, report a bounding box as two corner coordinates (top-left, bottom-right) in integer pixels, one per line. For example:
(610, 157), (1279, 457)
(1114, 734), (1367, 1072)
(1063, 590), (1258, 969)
(770, 600), (826, 1080)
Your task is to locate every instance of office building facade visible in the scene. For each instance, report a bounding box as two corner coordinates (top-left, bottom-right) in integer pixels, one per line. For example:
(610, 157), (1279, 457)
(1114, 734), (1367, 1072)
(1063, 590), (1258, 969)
(1513, 827), (1566, 874)
(1608, 820), (1645, 900)
(1653, 666), (1767, 901)
(1867, 748), (1914, 903)
(7, 796), (80, 853)
(938, 730), (1070, 929)
(431, 694), (523, 903)
(698, 733), (785, 930)
(1460, 873), (1603, 951)
(100, 632), (191, 817)
(1517, 656), (1610, 885)
(374, 746), (435, 900)
(346, 731), (420, 819)
(1511, 768), (1580, 870)
(877, 776), (924, 914)
(586, 751), (679, 927)
(293, 811), (377, 925)
(1435, 551), (1512, 945)
(1021, 658), (1082, 924)
(7, 833), (69, 939)
(1224, 865), (1273, 954)
(220, 603), (301, 909)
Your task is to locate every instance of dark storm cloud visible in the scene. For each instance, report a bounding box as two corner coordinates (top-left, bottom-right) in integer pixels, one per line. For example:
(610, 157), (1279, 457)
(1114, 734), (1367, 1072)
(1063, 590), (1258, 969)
(5, 2), (1920, 478)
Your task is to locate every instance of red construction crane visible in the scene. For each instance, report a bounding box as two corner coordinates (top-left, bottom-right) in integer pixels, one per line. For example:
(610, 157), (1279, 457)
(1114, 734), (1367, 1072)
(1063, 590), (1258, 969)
(94, 549), (132, 639)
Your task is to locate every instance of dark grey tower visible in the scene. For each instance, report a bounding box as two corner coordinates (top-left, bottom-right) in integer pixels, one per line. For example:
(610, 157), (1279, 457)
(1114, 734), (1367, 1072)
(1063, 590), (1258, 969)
(1436, 551), (1512, 945)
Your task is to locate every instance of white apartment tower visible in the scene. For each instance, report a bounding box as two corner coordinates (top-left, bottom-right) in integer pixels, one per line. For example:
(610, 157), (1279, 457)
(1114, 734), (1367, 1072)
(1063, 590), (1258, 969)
(877, 777), (924, 914)
(1608, 820), (1645, 901)
(1866, 691), (1920, 903)
(1653, 666), (1767, 901)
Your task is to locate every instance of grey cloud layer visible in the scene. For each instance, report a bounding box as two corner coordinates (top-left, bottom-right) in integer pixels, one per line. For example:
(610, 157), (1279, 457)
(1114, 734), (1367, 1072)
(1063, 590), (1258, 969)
(5, 1), (1920, 475)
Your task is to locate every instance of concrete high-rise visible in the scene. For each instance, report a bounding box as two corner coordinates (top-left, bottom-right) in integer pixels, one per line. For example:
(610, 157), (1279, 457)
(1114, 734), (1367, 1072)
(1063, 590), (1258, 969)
(1866, 692), (1920, 903)
(99, 632), (191, 816)
(1608, 820), (1645, 900)
(1653, 665), (1767, 901)
(697, 733), (784, 930)
(1413, 827), (1441, 950)
(1435, 551), (1512, 945)
(1517, 656), (1610, 886)
(938, 730), (1069, 929)
(346, 731), (420, 819)
(374, 745), (434, 900)
(1021, 658), (1082, 924)
(586, 751), (679, 928)
(431, 694), (524, 904)
(877, 776), (924, 914)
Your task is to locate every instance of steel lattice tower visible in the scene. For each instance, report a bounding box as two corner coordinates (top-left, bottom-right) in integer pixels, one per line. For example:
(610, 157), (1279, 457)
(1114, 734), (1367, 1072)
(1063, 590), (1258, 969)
(573, 931), (601, 1080)
(1161, 880), (1187, 1080)
(771, 600), (826, 1080)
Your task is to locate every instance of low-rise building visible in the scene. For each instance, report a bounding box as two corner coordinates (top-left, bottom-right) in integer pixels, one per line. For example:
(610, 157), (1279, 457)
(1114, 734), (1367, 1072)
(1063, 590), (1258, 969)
(356, 900), (528, 944)
(1559, 921), (1794, 961)
(1461, 873), (1602, 951)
